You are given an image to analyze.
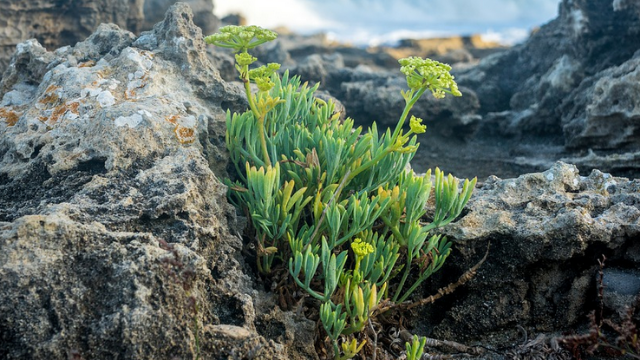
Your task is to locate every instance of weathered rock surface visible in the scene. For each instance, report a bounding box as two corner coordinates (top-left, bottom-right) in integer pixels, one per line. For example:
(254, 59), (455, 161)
(0, 4), (315, 359)
(1, 2), (639, 359)
(0, 0), (219, 77)
(143, 0), (218, 36)
(447, 0), (640, 179)
(423, 162), (640, 354)
(0, 0), (145, 77)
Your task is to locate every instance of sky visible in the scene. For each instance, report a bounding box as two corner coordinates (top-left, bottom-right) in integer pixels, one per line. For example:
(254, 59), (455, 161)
(213, 0), (562, 46)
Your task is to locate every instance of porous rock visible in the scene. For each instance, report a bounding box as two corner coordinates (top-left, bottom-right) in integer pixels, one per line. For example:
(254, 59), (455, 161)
(602, 268), (640, 318)
(143, 0), (218, 36)
(448, 0), (640, 178)
(424, 162), (640, 346)
(0, 0), (146, 77)
(0, 0), (220, 78)
(561, 51), (640, 150)
(0, 4), (315, 359)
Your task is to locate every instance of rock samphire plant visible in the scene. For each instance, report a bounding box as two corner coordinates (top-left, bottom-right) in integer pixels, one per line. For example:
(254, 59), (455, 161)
(206, 25), (477, 359)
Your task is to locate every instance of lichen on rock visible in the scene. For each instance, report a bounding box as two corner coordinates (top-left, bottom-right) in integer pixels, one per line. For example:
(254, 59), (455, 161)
(0, 4), (314, 359)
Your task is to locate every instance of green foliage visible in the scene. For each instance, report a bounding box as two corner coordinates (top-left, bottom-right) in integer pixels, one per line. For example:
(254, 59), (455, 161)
(207, 25), (477, 359)
(406, 335), (427, 360)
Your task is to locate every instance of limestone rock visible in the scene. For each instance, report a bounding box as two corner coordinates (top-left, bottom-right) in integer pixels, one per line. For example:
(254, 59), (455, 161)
(0, 4), (313, 359)
(447, 0), (640, 178)
(0, 0), (146, 77)
(561, 51), (640, 150)
(426, 162), (640, 344)
(0, 0), (219, 77)
(143, 0), (218, 36)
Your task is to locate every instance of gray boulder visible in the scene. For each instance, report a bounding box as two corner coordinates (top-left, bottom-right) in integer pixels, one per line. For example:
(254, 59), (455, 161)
(0, 0), (219, 77)
(0, 0), (146, 77)
(449, 0), (640, 178)
(143, 0), (218, 36)
(0, 4), (315, 359)
(561, 51), (640, 150)
(425, 162), (640, 351)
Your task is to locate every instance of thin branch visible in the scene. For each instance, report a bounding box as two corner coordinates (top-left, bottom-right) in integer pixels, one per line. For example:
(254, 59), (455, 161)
(369, 318), (378, 360)
(406, 242), (490, 311)
(377, 242), (490, 314)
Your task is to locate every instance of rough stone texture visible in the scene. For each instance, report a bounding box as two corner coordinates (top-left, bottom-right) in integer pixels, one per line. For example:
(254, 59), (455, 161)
(143, 0), (218, 36)
(0, 0), (220, 78)
(0, 0), (146, 77)
(446, 0), (640, 179)
(602, 268), (640, 318)
(423, 162), (640, 348)
(561, 51), (640, 150)
(0, 4), (315, 359)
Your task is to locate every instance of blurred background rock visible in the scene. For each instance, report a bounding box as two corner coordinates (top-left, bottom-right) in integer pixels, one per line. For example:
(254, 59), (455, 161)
(0, 0), (217, 75)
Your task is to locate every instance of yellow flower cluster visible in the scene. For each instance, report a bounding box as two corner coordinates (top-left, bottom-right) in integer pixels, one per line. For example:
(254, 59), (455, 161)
(249, 63), (281, 92)
(351, 238), (374, 258)
(399, 56), (462, 98)
(409, 115), (426, 134)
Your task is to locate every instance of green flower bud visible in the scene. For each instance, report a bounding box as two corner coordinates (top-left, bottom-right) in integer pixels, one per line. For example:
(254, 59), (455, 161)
(204, 33), (231, 44)
(235, 53), (257, 66)
(256, 29), (278, 41)
(407, 75), (423, 90)
(267, 63), (281, 71)
(239, 30), (255, 41)
(219, 25), (241, 35)
(249, 64), (279, 86)
(432, 89), (446, 99)
(351, 238), (374, 258)
(255, 77), (275, 92)
(451, 83), (462, 97)
(206, 25), (278, 52)
(409, 116), (426, 134)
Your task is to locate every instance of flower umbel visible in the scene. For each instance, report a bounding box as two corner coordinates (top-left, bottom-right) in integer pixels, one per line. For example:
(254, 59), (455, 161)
(249, 63), (281, 92)
(399, 56), (462, 98)
(205, 25), (277, 52)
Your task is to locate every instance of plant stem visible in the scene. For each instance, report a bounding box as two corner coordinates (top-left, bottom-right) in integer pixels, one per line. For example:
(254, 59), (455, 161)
(238, 53), (271, 167)
(240, 60), (260, 121)
(332, 340), (340, 360)
(347, 146), (395, 182)
(391, 87), (427, 141)
(392, 250), (414, 302)
(257, 113), (272, 167)
(398, 273), (427, 303)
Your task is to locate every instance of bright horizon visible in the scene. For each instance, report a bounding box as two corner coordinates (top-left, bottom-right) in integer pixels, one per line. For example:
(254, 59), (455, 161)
(213, 0), (561, 46)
